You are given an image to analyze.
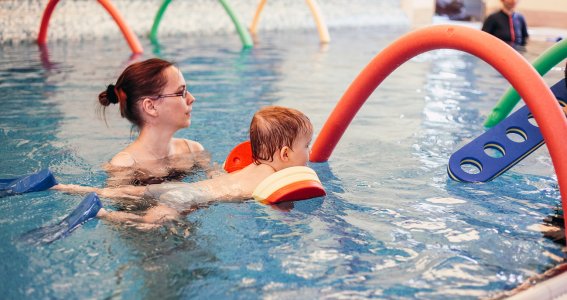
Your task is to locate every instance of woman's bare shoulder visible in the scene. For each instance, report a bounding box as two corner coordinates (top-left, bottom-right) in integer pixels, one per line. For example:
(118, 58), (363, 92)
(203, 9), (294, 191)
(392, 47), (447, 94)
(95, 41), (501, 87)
(109, 151), (136, 167)
(176, 138), (205, 153)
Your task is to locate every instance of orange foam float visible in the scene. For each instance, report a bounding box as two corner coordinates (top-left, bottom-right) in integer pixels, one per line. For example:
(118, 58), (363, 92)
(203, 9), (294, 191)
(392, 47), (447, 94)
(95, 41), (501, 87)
(223, 141), (254, 173)
(223, 141), (326, 204)
(252, 166), (326, 204)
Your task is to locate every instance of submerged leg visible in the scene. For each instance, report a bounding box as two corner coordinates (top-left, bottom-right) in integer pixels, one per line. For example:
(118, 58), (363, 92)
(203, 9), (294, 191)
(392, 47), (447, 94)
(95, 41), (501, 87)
(97, 204), (180, 230)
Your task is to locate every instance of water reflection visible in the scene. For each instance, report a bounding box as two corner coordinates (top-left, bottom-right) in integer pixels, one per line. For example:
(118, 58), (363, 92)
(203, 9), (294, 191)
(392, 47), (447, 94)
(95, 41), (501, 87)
(2, 28), (566, 299)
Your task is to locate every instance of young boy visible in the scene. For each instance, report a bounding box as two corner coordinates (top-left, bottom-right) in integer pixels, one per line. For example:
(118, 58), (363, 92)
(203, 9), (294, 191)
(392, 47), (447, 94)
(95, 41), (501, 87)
(57, 105), (314, 227)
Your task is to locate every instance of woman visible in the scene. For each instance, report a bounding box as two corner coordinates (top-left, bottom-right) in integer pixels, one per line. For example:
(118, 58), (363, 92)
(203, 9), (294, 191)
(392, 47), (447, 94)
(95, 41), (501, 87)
(97, 58), (213, 186)
(19, 58), (216, 242)
(4, 58), (212, 196)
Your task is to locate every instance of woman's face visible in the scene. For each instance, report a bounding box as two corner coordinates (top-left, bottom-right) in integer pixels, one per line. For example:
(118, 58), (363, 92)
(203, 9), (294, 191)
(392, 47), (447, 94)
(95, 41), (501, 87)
(155, 66), (196, 129)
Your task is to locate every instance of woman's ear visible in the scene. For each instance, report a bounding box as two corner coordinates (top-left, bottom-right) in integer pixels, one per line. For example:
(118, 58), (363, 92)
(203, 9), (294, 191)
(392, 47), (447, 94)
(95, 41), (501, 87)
(141, 98), (159, 117)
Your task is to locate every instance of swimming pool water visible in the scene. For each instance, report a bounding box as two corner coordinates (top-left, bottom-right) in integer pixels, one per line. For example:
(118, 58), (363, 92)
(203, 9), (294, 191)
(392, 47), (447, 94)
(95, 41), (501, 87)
(0, 27), (565, 299)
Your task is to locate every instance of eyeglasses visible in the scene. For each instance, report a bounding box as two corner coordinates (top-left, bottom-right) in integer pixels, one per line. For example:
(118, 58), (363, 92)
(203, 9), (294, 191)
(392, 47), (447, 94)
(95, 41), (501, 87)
(144, 88), (188, 100)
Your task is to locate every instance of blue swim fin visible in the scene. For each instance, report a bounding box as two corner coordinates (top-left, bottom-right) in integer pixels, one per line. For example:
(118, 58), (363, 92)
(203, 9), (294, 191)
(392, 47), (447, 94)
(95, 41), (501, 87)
(0, 169), (58, 197)
(19, 193), (102, 245)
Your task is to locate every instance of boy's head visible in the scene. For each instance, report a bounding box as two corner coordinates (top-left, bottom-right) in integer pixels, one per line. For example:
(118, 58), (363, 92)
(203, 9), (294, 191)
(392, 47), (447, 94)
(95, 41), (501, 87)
(250, 106), (313, 169)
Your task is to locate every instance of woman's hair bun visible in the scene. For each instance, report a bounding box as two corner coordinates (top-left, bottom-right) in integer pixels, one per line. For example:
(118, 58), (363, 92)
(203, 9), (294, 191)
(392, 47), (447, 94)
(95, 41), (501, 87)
(99, 84), (119, 106)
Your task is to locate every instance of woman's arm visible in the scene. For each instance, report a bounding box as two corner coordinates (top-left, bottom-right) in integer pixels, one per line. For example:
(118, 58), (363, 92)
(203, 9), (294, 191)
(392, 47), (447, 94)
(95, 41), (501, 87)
(52, 183), (102, 194)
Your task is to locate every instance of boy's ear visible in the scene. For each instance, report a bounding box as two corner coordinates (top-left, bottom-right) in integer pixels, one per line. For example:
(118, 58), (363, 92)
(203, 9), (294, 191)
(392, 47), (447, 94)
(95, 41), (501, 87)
(279, 146), (291, 161)
(141, 98), (158, 117)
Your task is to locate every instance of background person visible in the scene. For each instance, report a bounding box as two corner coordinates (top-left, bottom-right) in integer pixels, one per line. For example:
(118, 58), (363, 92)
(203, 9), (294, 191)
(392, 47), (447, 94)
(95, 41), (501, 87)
(481, 0), (528, 47)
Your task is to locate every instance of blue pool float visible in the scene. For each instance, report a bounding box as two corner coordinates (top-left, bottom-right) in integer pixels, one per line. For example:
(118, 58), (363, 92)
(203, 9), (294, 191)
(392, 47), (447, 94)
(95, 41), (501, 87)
(19, 193), (102, 245)
(448, 78), (567, 182)
(0, 169), (58, 197)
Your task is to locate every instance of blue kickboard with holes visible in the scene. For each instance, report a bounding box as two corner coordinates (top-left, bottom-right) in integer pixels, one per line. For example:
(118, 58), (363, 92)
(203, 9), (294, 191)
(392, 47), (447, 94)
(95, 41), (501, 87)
(448, 78), (567, 182)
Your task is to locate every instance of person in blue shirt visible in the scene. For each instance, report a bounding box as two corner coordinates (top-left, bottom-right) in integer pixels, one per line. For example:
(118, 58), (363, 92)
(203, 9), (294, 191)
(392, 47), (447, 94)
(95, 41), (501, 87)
(481, 0), (528, 47)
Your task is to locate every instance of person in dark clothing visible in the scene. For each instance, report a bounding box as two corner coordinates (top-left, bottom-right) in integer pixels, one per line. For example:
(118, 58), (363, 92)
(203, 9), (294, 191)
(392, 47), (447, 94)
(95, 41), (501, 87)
(481, 0), (528, 47)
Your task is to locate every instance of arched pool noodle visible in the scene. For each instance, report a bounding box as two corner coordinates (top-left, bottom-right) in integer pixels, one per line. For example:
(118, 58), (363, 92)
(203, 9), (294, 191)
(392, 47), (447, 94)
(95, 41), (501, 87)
(38, 0), (143, 54)
(249, 0), (267, 36)
(305, 0), (331, 44)
(218, 0), (254, 48)
(149, 0), (172, 44)
(483, 38), (567, 128)
(309, 25), (567, 235)
(249, 0), (330, 44)
(150, 0), (253, 48)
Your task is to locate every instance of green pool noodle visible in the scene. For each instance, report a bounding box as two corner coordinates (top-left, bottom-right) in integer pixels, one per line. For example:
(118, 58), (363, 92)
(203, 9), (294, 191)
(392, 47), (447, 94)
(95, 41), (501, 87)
(483, 38), (567, 128)
(218, 0), (254, 48)
(150, 0), (172, 44)
(150, 0), (253, 48)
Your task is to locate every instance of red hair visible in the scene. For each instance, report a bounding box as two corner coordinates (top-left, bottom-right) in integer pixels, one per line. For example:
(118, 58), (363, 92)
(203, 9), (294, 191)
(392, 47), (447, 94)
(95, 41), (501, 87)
(98, 58), (174, 128)
(250, 106), (312, 163)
